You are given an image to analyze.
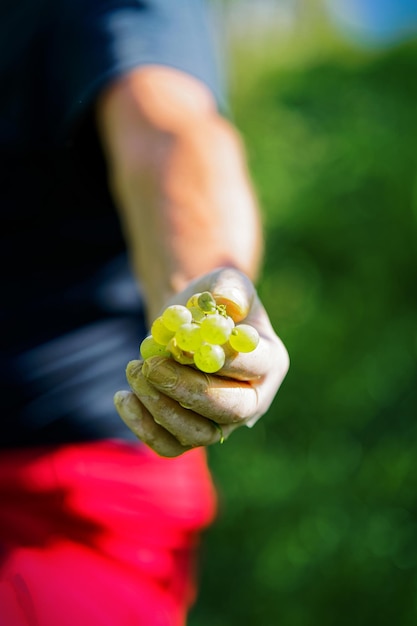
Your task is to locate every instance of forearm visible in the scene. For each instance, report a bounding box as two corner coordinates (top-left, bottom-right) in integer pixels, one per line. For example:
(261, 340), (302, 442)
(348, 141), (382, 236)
(96, 68), (263, 323)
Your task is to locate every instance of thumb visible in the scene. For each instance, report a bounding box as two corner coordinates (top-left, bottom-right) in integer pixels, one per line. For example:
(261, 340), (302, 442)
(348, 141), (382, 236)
(159, 267), (257, 322)
(206, 267), (256, 323)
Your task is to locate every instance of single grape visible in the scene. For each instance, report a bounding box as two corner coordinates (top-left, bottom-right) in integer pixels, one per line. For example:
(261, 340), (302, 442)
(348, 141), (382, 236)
(187, 306), (205, 323)
(151, 316), (175, 346)
(175, 323), (203, 352)
(162, 304), (192, 331)
(140, 335), (171, 360)
(228, 324), (259, 353)
(197, 291), (217, 313)
(200, 314), (233, 345)
(193, 343), (225, 373)
(186, 293), (202, 309)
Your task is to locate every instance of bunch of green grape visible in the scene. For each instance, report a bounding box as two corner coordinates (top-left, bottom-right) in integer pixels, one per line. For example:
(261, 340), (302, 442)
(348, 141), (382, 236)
(140, 291), (259, 373)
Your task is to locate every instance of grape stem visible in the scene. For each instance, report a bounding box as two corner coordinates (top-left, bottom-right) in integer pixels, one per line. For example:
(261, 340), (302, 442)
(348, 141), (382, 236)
(211, 421), (225, 444)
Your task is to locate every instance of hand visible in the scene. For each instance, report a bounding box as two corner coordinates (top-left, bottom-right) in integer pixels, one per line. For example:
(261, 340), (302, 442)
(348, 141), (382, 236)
(114, 267), (289, 457)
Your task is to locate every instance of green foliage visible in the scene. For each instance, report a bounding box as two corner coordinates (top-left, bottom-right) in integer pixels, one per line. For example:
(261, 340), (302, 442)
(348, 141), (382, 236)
(189, 23), (417, 626)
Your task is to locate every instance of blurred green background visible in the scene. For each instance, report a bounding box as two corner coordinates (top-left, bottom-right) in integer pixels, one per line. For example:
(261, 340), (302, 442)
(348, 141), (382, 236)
(190, 2), (417, 625)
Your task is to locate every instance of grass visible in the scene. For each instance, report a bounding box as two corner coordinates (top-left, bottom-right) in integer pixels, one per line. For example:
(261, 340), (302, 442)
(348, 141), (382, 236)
(189, 14), (417, 626)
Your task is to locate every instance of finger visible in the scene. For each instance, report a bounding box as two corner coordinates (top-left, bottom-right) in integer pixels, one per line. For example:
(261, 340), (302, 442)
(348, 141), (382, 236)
(207, 267), (255, 322)
(125, 361), (231, 445)
(113, 389), (190, 457)
(135, 357), (260, 425)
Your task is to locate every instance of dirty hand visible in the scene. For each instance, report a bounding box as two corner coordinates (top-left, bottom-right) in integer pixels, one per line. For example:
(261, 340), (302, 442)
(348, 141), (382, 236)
(114, 267), (289, 457)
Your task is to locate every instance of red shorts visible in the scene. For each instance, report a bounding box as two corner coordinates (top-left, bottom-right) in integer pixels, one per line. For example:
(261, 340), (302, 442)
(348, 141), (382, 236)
(0, 441), (217, 626)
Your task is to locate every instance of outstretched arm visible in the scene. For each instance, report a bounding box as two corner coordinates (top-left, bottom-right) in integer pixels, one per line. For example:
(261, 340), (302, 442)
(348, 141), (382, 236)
(95, 66), (289, 456)
(96, 66), (263, 321)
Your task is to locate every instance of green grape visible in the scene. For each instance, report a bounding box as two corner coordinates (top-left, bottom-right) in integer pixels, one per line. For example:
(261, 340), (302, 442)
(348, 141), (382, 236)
(140, 335), (171, 360)
(187, 306), (205, 323)
(151, 316), (175, 346)
(194, 343), (225, 373)
(145, 291), (258, 374)
(197, 291), (217, 313)
(229, 324), (259, 353)
(200, 314), (233, 345)
(186, 293), (202, 309)
(161, 304), (192, 331)
(175, 323), (203, 352)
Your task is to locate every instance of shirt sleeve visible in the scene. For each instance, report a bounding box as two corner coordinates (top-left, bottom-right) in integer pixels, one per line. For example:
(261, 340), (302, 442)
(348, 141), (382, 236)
(47, 0), (226, 140)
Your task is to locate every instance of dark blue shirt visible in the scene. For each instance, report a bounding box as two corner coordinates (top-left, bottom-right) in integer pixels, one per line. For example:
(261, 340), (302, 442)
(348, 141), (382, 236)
(0, 0), (223, 446)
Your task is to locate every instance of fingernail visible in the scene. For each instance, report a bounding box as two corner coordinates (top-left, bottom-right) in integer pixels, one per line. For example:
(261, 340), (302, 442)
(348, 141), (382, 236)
(126, 360), (143, 380)
(212, 287), (249, 322)
(142, 358), (179, 389)
(114, 390), (131, 406)
(124, 361), (159, 400)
